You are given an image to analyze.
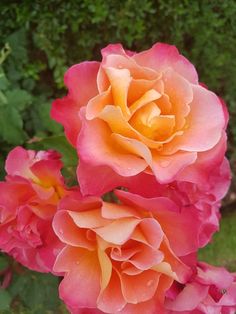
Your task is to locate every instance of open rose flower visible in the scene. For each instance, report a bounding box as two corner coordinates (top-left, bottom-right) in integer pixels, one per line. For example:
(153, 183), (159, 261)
(52, 189), (205, 313)
(52, 43), (227, 196)
(0, 147), (68, 272)
(165, 262), (236, 313)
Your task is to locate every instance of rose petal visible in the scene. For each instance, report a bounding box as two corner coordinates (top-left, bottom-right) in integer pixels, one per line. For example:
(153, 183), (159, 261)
(78, 109), (148, 177)
(165, 282), (209, 311)
(95, 217), (140, 245)
(58, 249), (101, 308)
(152, 150), (197, 183)
(120, 270), (160, 303)
(164, 85), (225, 154)
(51, 62), (99, 146)
(98, 270), (126, 313)
(133, 43), (198, 84)
(53, 210), (95, 249)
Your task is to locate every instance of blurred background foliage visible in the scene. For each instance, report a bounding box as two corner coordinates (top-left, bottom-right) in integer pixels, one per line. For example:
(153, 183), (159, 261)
(0, 1), (236, 312)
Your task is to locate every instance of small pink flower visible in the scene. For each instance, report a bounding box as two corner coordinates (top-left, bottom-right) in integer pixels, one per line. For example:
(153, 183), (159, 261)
(165, 262), (236, 313)
(52, 189), (205, 313)
(52, 43), (228, 196)
(0, 147), (68, 272)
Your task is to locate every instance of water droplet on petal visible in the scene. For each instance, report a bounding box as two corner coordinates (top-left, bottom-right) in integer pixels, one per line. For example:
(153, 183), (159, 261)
(147, 279), (154, 287)
(160, 159), (171, 168)
(59, 228), (64, 234)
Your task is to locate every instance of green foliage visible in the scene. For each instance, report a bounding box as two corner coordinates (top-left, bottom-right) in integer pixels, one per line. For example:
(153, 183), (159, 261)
(0, 259), (66, 314)
(198, 210), (236, 272)
(0, 290), (11, 311)
(0, 1), (236, 312)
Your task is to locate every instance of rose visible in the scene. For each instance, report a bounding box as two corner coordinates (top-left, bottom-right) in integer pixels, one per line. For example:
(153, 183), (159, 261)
(0, 147), (67, 272)
(52, 189), (204, 314)
(165, 262), (236, 313)
(51, 43), (227, 196)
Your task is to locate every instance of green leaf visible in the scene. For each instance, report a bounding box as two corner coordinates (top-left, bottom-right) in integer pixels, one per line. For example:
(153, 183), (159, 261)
(0, 289), (11, 311)
(0, 106), (26, 144)
(34, 99), (62, 134)
(6, 88), (32, 111)
(0, 255), (9, 271)
(0, 67), (9, 91)
(6, 29), (27, 63)
(9, 271), (61, 313)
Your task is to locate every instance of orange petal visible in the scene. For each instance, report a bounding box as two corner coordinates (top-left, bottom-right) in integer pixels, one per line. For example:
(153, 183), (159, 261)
(98, 249), (112, 291)
(104, 67), (131, 119)
(128, 78), (163, 104)
(53, 210), (95, 249)
(129, 89), (161, 115)
(98, 270), (126, 313)
(120, 270), (160, 303)
(163, 69), (192, 130)
(78, 110), (148, 176)
(101, 202), (141, 220)
(95, 217), (140, 245)
(68, 209), (109, 229)
(86, 87), (113, 120)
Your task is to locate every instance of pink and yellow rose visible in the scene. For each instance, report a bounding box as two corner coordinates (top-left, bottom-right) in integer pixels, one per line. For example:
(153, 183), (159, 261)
(0, 147), (67, 272)
(52, 189), (206, 313)
(52, 43), (227, 196)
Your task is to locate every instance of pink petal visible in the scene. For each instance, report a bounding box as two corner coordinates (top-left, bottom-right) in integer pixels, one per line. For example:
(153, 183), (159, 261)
(51, 62), (99, 146)
(133, 43), (198, 84)
(59, 191), (102, 213)
(101, 43), (130, 58)
(53, 210), (95, 249)
(197, 262), (233, 289)
(165, 282), (208, 311)
(162, 69), (193, 129)
(164, 85), (225, 153)
(128, 246), (164, 270)
(51, 96), (82, 146)
(58, 249), (101, 308)
(115, 191), (205, 256)
(176, 133), (230, 195)
(115, 190), (179, 214)
(152, 150), (197, 183)
(97, 270), (126, 313)
(64, 62), (99, 104)
(53, 246), (82, 273)
(5, 146), (35, 178)
(77, 161), (126, 196)
(133, 218), (164, 248)
(30, 159), (63, 186)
